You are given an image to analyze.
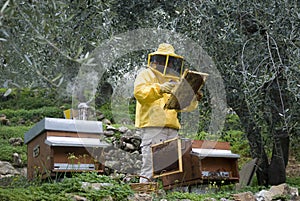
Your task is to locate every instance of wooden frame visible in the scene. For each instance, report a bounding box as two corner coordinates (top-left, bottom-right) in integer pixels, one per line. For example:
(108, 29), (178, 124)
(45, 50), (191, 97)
(151, 137), (183, 178)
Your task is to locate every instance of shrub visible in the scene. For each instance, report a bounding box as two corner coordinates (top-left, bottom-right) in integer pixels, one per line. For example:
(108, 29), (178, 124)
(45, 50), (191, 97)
(0, 126), (30, 163)
(0, 107), (64, 126)
(0, 88), (71, 110)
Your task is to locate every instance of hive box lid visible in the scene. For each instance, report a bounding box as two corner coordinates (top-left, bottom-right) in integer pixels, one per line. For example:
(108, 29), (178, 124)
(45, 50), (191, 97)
(191, 148), (240, 159)
(24, 118), (103, 144)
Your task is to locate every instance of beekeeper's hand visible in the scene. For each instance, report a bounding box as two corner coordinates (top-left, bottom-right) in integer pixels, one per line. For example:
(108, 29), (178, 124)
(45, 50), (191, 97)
(160, 82), (175, 94)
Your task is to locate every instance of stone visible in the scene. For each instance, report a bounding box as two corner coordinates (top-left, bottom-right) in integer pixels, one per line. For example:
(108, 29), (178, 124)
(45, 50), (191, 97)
(81, 182), (113, 191)
(69, 194), (88, 201)
(232, 191), (255, 201)
(255, 189), (273, 201)
(127, 193), (153, 201)
(0, 114), (9, 125)
(9, 137), (24, 146)
(106, 125), (117, 131)
(204, 198), (217, 201)
(118, 126), (129, 133)
(102, 118), (112, 125)
(269, 183), (289, 197)
(0, 161), (20, 178)
(12, 153), (22, 167)
(289, 186), (299, 197)
(103, 130), (115, 137)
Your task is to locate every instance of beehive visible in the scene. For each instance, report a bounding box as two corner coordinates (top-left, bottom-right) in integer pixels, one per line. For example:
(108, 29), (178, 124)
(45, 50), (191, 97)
(151, 138), (240, 189)
(24, 118), (108, 180)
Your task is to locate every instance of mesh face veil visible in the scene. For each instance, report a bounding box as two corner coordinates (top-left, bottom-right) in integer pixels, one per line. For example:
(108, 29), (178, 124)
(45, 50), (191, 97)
(147, 43), (184, 77)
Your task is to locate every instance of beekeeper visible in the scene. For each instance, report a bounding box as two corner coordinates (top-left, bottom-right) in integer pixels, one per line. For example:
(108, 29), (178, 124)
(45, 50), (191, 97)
(134, 43), (202, 183)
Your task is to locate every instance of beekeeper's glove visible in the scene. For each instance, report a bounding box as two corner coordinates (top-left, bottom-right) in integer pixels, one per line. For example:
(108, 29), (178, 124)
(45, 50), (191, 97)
(160, 82), (175, 94)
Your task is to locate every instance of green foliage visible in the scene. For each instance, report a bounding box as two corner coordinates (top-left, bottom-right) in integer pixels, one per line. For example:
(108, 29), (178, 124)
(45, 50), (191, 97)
(98, 102), (113, 122)
(0, 126), (29, 163)
(0, 173), (133, 201)
(286, 177), (300, 188)
(221, 114), (251, 166)
(164, 185), (236, 201)
(0, 125), (30, 140)
(0, 139), (26, 163)
(0, 107), (64, 125)
(0, 88), (70, 110)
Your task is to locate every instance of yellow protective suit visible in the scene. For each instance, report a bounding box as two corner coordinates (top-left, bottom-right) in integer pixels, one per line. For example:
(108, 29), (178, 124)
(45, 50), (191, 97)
(134, 67), (198, 129)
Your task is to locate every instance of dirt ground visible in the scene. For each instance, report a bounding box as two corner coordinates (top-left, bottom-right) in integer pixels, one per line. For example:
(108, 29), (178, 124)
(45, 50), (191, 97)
(286, 156), (300, 177)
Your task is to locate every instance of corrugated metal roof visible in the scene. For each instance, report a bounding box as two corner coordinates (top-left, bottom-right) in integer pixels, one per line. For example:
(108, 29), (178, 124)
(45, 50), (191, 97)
(24, 118), (103, 144)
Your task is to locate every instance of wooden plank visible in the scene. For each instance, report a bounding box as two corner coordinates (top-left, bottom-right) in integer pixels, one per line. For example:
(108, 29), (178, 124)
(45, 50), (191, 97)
(46, 131), (102, 138)
(236, 158), (258, 190)
(27, 132), (52, 180)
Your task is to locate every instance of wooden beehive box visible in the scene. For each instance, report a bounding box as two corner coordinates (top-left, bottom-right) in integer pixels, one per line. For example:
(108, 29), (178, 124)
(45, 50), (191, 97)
(191, 140), (240, 182)
(24, 118), (109, 180)
(152, 139), (240, 189)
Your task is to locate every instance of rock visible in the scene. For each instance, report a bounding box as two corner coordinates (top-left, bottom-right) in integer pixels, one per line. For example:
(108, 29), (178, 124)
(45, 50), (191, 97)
(0, 161), (20, 178)
(15, 167), (27, 177)
(106, 125), (118, 131)
(292, 196), (300, 201)
(102, 118), (112, 125)
(81, 182), (113, 190)
(103, 130), (115, 137)
(255, 183), (297, 201)
(290, 186), (299, 198)
(118, 126), (129, 133)
(127, 193), (153, 201)
(12, 153), (22, 167)
(97, 113), (106, 121)
(0, 114), (9, 125)
(232, 191), (255, 201)
(204, 198), (217, 201)
(255, 190), (272, 201)
(123, 142), (135, 152)
(9, 137), (24, 146)
(70, 194), (88, 201)
(269, 183), (289, 196)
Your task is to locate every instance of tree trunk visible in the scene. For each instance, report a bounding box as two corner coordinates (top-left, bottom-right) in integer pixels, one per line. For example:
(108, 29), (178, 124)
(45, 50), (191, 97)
(244, 121), (269, 186)
(234, 105), (269, 186)
(264, 72), (290, 185)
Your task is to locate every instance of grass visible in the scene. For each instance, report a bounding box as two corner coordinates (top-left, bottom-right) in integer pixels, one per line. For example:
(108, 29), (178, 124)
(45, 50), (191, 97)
(0, 173), (133, 201)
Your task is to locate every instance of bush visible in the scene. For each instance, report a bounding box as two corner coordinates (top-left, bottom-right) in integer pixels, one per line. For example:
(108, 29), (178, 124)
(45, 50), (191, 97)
(0, 126), (30, 163)
(0, 107), (64, 126)
(0, 88), (71, 110)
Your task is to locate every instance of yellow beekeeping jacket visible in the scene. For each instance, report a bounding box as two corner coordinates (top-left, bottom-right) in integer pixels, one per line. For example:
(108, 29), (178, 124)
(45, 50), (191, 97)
(134, 67), (198, 129)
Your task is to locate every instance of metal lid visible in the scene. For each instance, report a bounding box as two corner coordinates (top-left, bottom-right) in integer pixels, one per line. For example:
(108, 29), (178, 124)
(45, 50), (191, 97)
(191, 148), (240, 159)
(24, 118), (103, 144)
